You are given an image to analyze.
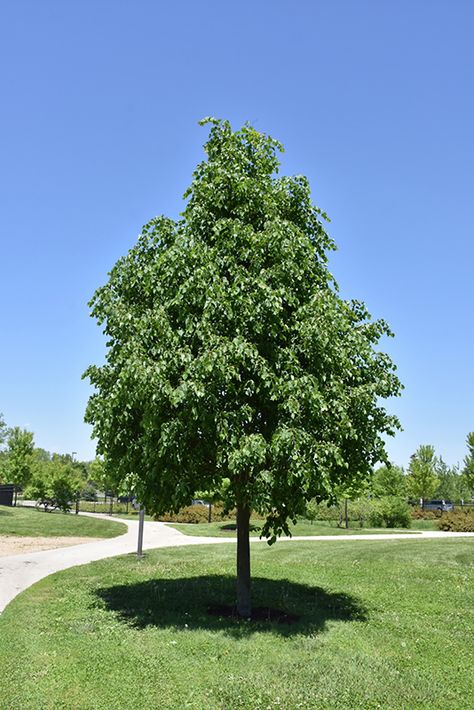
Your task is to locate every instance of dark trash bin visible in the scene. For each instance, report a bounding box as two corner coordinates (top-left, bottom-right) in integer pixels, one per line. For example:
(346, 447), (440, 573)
(0, 484), (14, 507)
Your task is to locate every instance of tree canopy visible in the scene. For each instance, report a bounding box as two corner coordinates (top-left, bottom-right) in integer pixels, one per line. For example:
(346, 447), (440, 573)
(84, 119), (402, 615)
(462, 432), (474, 494)
(4, 427), (35, 492)
(406, 444), (439, 504)
(372, 463), (406, 498)
(0, 412), (6, 448)
(27, 458), (83, 513)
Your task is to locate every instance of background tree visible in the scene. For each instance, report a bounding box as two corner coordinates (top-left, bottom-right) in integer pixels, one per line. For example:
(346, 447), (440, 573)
(371, 463), (406, 498)
(462, 432), (474, 496)
(84, 119), (402, 617)
(434, 458), (468, 503)
(87, 457), (105, 485)
(0, 452), (6, 483)
(0, 413), (7, 482)
(406, 445), (439, 506)
(0, 413), (6, 448)
(26, 458), (83, 513)
(87, 457), (118, 498)
(33, 447), (51, 463)
(4, 427), (35, 504)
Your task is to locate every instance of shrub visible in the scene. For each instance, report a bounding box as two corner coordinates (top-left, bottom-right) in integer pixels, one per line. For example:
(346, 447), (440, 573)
(157, 505), (210, 524)
(367, 497), (411, 529)
(210, 503), (236, 521)
(304, 501), (343, 523)
(303, 497), (412, 529)
(411, 507), (438, 520)
(157, 504), (236, 523)
(437, 509), (474, 532)
(348, 499), (373, 527)
(26, 460), (82, 513)
(79, 500), (130, 515)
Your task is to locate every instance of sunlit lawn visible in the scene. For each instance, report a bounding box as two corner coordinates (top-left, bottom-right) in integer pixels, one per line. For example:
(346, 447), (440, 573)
(0, 538), (472, 709)
(169, 517), (435, 537)
(0, 504), (126, 538)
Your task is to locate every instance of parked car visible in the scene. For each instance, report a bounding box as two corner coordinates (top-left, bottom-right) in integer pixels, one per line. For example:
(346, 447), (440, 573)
(423, 499), (454, 512)
(118, 494), (135, 503)
(191, 499), (210, 506)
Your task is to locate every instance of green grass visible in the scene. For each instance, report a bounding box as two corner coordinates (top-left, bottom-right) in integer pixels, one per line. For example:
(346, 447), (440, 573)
(410, 518), (440, 531)
(0, 505), (127, 538)
(169, 517), (433, 537)
(78, 501), (136, 515)
(0, 538), (472, 709)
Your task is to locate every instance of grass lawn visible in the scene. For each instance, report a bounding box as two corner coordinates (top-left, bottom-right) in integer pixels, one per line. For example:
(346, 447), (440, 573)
(0, 539), (472, 709)
(0, 505), (127, 538)
(169, 517), (435, 537)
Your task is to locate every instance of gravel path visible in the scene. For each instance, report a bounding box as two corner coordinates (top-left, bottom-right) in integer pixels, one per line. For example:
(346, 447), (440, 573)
(1, 514), (473, 614)
(0, 535), (101, 557)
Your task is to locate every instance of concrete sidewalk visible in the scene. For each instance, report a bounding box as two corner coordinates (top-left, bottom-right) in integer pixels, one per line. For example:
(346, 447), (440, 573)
(0, 515), (239, 613)
(1, 514), (473, 614)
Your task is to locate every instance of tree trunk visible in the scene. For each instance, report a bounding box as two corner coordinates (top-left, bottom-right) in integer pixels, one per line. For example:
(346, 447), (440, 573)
(236, 503), (251, 618)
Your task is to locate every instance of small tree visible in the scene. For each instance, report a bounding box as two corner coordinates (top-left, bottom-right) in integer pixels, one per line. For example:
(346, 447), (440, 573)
(462, 432), (474, 496)
(87, 457), (105, 487)
(84, 119), (402, 616)
(4, 427), (35, 504)
(372, 463), (406, 498)
(407, 445), (439, 506)
(27, 459), (82, 512)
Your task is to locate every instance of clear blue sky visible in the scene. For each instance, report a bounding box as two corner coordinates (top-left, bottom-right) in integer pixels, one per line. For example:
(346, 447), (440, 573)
(1, 1), (473, 468)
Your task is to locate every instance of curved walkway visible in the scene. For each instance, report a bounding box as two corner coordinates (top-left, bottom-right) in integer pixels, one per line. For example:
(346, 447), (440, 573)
(1, 514), (473, 614)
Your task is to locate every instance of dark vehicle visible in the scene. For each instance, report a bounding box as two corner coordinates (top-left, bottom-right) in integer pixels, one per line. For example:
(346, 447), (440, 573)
(118, 495), (135, 503)
(423, 499), (454, 512)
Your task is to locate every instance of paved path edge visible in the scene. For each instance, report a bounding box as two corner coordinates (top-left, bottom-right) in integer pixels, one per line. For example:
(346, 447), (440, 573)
(1, 514), (473, 614)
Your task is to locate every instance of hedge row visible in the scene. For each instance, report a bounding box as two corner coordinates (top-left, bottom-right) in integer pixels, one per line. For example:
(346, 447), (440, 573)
(437, 509), (474, 532)
(156, 504), (235, 524)
(305, 497), (412, 528)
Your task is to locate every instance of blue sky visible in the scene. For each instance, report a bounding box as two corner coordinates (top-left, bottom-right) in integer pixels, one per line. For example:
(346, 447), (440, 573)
(0, 0), (472, 467)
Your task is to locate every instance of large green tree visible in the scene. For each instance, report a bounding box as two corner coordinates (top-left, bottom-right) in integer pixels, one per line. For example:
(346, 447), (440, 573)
(84, 119), (402, 616)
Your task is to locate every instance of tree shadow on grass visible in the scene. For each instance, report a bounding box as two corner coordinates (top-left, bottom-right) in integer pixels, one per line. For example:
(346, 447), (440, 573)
(219, 523), (261, 533)
(95, 575), (367, 637)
